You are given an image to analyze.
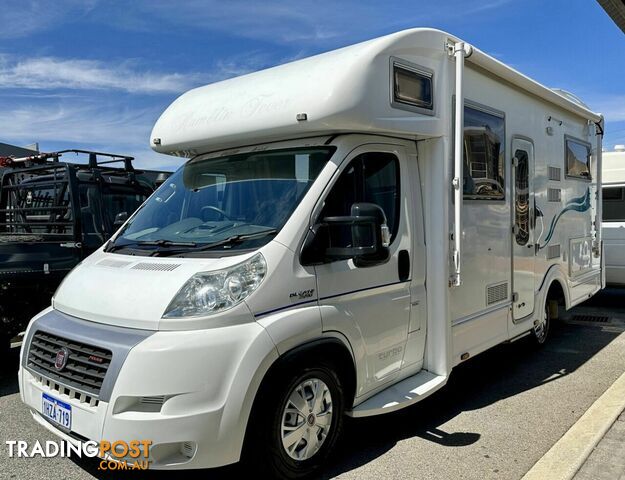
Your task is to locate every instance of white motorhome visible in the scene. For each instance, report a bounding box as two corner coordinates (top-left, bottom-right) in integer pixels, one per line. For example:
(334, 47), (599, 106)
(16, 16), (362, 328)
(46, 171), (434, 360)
(19, 28), (604, 478)
(602, 145), (625, 285)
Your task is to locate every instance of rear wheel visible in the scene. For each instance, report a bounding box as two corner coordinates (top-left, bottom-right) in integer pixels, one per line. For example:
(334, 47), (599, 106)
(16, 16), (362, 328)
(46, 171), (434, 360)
(531, 299), (553, 346)
(248, 363), (345, 479)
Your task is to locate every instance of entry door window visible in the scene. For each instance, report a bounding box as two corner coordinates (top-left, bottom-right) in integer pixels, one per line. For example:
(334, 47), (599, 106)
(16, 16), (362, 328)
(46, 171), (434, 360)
(514, 148), (530, 246)
(320, 152), (400, 242)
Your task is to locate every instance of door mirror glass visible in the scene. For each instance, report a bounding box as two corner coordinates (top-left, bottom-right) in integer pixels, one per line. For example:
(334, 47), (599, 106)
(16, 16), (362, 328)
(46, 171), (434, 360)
(301, 202), (390, 265)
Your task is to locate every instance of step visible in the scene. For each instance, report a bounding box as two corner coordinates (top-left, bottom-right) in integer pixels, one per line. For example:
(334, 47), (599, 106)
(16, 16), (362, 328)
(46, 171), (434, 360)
(349, 370), (447, 418)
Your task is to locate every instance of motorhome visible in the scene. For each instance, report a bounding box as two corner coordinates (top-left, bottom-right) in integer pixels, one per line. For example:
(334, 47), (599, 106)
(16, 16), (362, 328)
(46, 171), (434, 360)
(602, 145), (625, 285)
(19, 29), (603, 478)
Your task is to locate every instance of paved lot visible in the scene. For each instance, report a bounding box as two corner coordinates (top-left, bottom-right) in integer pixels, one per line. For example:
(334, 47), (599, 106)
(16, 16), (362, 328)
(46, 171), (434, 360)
(1, 289), (625, 480)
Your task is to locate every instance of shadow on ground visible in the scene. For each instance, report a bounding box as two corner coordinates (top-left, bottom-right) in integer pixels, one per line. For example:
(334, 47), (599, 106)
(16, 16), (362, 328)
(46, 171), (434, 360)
(0, 346), (20, 397)
(2, 288), (624, 478)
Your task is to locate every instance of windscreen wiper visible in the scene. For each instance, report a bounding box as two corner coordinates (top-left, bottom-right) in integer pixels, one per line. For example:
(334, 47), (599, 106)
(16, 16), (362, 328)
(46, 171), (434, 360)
(104, 239), (197, 253)
(152, 229), (278, 257)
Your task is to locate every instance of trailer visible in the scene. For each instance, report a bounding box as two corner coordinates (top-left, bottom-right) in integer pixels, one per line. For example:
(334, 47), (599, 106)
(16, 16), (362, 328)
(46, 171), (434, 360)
(0, 150), (169, 349)
(19, 28), (602, 477)
(602, 145), (625, 285)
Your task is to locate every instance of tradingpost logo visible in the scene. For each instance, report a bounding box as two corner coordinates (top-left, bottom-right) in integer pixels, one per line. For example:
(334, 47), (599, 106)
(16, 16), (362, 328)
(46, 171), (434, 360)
(6, 439), (152, 470)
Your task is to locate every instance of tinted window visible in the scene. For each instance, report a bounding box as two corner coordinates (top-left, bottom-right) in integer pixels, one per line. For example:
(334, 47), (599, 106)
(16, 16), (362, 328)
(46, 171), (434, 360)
(393, 64), (433, 111)
(463, 105), (505, 200)
(321, 152), (400, 241)
(566, 138), (591, 179)
(603, 186), (625, 222)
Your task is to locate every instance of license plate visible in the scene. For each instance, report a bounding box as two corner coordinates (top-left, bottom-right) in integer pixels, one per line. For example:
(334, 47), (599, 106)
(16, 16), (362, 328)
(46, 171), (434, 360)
(42, 393), (72, 430)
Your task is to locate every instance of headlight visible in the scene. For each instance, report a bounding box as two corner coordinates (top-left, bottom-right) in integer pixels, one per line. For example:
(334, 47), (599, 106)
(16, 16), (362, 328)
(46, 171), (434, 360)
(163, 253), (267, 318)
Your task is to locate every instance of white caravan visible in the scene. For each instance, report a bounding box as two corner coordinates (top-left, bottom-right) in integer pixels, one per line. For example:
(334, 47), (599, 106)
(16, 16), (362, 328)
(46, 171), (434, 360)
(602, 145), (625, 285)
(19, 28), (604, 478)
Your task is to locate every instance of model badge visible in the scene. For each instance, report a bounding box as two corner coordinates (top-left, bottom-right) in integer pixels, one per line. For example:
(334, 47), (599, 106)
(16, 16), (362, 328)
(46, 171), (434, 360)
(289, 289), (315, 301)
(54, 347), (71, 371)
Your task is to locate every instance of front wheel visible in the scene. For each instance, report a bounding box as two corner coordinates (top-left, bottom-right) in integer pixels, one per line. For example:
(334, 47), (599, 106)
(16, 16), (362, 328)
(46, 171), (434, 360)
(249, 364), (345, 479)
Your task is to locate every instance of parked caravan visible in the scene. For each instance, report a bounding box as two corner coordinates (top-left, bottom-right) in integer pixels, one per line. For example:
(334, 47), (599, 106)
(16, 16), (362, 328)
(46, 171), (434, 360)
(0, 150), (169, 350)
(19, 29), (603, 478)
(602, 145), (625, 285)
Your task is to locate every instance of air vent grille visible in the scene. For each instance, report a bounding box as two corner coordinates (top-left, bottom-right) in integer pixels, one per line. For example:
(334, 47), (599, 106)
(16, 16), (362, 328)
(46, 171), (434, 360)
(548, 166), (561, 181)
(547, 244), (561, 260)
(140, 395), (166, 405)
(548, 188), (561, 202)
(131, 263), (181, 271)
(97, 259), (133, 268)
(180, 441), (196, 459)
(486, 282), (508, 305)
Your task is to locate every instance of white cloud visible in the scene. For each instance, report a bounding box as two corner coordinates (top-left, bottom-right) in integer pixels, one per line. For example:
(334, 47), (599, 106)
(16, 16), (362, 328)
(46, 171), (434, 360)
(0, 56), (201, 94)
(0, 99), (187, 170)
(0, 49), (294, 94)
(0, 101), (154, 148)
(109, 0), (513, 46)
(0, 0), (98, 39)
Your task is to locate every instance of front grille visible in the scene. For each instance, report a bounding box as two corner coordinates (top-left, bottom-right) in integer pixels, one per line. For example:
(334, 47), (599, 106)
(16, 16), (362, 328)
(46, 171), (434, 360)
(27, 330), (112, 397)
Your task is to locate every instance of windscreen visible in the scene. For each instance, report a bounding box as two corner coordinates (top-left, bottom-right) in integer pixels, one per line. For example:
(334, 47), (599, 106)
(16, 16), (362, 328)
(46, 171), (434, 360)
(108, 147), (334, 256)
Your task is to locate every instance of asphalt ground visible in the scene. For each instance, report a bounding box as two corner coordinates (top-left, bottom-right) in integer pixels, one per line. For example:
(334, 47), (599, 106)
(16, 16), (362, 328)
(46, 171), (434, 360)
(1, 288), (624, 480)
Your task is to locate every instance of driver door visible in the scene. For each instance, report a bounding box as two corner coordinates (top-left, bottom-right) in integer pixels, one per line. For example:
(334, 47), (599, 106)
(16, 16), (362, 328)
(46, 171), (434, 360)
(314, 143), (412, 397)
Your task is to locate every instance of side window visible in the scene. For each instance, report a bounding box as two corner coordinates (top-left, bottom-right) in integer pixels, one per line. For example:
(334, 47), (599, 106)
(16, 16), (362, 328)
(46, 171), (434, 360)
(463, 105), (505, 200)
(565, 137), (591, 180)
(391, 59), (434, 113)
(514, 149), (530, 245)
(321, 152), (400, 241)
(603, 186), (625, 222)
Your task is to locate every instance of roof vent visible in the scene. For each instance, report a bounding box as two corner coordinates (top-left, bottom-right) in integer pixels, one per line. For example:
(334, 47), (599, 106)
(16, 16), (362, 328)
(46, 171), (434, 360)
(551, 88), (590, 109)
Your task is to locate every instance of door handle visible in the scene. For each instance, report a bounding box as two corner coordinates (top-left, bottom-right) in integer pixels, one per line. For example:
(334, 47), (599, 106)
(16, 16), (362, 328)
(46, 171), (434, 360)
(398, 250), (410, 281)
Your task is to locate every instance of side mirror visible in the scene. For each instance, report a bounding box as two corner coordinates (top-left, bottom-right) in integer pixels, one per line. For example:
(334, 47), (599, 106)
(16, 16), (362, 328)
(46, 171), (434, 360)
(113, 211), (128, 227)
(301, 202), (391, 266)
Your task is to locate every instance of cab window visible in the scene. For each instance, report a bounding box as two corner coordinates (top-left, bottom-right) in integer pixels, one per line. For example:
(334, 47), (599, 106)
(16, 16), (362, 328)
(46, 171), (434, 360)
(321, 152), (400, 242)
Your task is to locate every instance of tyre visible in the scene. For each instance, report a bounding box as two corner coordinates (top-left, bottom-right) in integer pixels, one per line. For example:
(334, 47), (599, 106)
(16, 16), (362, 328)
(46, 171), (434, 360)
(248, 362), (345, 479)
(531, 299), (554, 346)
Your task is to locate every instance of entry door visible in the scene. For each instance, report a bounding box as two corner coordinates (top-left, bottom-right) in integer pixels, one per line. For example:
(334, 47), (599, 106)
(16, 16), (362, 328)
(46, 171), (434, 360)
(512, 137), (535, 319)
(315, 144), (412, 397)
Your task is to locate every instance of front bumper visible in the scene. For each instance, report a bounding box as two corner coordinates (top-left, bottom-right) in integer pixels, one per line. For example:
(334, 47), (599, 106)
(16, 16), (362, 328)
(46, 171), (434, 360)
(19, 309), (279, 469)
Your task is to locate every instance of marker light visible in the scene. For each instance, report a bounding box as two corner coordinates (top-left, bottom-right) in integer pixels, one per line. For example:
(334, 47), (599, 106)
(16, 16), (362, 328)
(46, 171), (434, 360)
(163, 253), (266, 318)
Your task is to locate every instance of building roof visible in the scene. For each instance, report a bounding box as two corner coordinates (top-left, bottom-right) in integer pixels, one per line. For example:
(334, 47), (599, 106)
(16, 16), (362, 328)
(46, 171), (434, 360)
(598, 0), (625, 34)
(0, 142), (38, 158)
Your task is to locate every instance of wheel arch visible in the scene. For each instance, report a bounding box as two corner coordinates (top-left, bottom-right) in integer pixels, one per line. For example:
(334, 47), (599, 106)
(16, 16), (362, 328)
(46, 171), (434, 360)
(537, 265), (571, 313)
(241, 335), (357, 456)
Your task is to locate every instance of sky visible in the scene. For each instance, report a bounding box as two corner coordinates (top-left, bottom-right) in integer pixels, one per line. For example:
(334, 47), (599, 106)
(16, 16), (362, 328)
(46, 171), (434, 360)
(0, 0), (623, 171)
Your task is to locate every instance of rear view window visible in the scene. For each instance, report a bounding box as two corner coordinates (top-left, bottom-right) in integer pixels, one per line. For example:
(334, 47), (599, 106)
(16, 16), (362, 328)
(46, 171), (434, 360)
(392, 61), (433, 112)
(603, 186), (625, 222)
(566, 137), (591, 180)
